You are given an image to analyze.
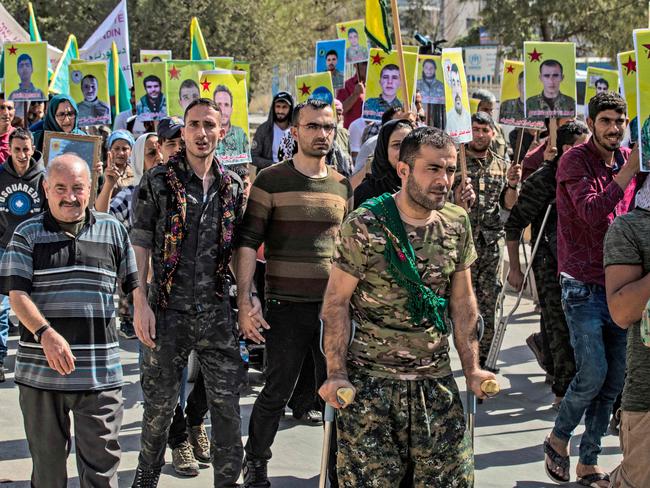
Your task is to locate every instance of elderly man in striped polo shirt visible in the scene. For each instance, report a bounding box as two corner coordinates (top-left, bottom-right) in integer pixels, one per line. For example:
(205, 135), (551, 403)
(0, 153), (139, 488)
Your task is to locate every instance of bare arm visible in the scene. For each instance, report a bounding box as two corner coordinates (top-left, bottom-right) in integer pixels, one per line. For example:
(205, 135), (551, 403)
(132, 245), (156, 348)
(505, 239), (524, 291)
(341, 83), (364, 113)
(605, 264), (650, 329)
(9, 290), (48, 333)
(235, 246), (268, 343)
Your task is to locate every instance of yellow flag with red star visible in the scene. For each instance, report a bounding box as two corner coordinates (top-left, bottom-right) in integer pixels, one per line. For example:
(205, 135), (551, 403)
(633, 28), (650, 171)
(617, 51), (637, 122)
(365, 0), (392, 53)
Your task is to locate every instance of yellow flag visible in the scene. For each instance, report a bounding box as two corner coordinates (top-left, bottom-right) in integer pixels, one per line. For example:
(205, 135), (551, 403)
(365, 0), (392, 53)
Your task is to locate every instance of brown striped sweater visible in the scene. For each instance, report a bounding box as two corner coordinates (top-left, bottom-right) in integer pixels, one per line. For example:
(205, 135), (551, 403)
(236, 159), (353, 302)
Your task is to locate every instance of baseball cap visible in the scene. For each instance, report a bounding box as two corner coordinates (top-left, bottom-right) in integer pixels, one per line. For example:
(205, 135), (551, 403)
(157, 116), (184, 139)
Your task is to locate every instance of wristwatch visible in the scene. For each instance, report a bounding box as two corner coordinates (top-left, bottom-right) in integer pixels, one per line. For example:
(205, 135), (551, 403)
(33, 324), (51, 343)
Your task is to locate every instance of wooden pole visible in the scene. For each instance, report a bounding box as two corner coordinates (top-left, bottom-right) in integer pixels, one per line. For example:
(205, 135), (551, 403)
(514, 127), (525, 165)
(390, 0), (411, 112)
(548, 118), (558, 151)
(459, 143), (468, 190)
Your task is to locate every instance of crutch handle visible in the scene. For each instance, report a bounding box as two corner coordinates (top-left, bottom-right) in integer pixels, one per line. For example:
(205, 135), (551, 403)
(337, 387), (355, 407)
(481, 379), (500, 396)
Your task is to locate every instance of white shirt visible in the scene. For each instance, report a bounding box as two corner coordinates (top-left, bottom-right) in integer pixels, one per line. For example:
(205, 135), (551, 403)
(349, 117), (368, 153)
(353, 135), (378, 175)
(114, 110), (147, 138)
(272, 123), (290, 163)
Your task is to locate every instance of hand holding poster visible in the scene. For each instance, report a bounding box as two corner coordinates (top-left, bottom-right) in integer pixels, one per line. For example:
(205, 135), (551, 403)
(362, 48), (417, 121)
(315, 39), (346, 90)
(140, 50), (172, 63)
(69, 61), (111, 126)
(199, 70), (251, 165)
(633, 29), (650, 172)
(3, 41), (48, 102)
(336, 20), (369, 64)
(524, 42), (576, 120)
(416, 55), (445, 105)
(133, 62), (168, 121)
(441, 48), (472, 143)
(499, 60), (544, 129)
(166, 59), (215, 117)
(295, 72), (335, 108)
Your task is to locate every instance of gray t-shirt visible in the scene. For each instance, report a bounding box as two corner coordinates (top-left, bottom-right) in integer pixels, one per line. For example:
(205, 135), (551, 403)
(604, 207), (650, 412)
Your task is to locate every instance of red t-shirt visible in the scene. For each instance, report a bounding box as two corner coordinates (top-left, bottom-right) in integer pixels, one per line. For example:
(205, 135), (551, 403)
(337, 75), (364, 129)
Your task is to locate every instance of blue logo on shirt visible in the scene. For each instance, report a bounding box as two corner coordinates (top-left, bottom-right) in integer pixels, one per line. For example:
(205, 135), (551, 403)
(8, 192), (32, 216)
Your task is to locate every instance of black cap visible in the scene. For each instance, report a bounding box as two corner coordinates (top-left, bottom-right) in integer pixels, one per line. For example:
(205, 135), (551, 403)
(157, 116), (183, 139)
(274, 91), (294, 106)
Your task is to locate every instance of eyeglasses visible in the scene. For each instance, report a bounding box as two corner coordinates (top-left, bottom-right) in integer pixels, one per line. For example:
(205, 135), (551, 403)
(299, 123), (336, 135)
(55, 111), (76, 120)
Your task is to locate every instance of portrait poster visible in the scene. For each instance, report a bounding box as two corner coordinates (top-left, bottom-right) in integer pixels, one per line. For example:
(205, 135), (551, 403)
(234, 60), (251, 91)
(584, 67), (619, 105)
(140, 50), (172, 63)
(3, 41), (48, 102)
(315, 39), (346, 90)
(618, 51), (638, 123)
(132, 62), (168, 121)
(198, 69), (251, 165)
(524, 41), (576, 120)
(68, 61), (111, 127)
(470, 98), (481, 114)
(295, 72), (335, 109)
(362, 48), (418, 122)
(416, 55), (445, 105)
(165, 59), (215, 117)
(499, 60), (544, 129)
(336, 19), (369, 64)
(441, 48), (472, 143)
(633, 29), (650, 172)
(211, 57), (235, 70)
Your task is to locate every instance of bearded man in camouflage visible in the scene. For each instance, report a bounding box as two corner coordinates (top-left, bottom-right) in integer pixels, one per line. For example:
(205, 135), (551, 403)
(319, 126), (496, 487)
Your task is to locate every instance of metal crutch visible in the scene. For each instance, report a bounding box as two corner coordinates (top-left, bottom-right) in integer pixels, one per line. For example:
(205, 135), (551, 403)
(484, 204), (553, 372)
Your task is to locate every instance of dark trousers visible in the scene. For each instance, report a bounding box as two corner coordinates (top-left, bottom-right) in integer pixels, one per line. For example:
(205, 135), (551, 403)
(19, 385), (123, 488)
(168, 370), (209, 449)
(245, 300), (326, 460)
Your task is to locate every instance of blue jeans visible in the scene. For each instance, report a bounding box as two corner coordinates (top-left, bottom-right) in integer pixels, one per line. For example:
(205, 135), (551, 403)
(0, 294), (9, 363)
(553, 277), (627, 465)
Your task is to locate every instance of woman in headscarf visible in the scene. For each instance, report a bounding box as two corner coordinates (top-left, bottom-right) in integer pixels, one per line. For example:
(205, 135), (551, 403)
(33, 94), (86, 153)
(353, 118), (416, 209)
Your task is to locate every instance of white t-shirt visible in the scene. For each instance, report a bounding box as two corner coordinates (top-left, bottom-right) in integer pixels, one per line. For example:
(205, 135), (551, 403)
(353, 135), (378, 175)
(272, 123), (290, 163)
(113, 110), (147, 138)
(349, 117), (368, 153)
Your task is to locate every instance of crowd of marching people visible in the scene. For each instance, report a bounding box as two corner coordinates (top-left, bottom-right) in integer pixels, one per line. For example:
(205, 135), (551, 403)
(0, 60), (648, 488)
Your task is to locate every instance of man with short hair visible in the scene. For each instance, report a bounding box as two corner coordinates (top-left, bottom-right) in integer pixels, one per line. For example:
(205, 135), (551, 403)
(472, 89), (508, 160)
(499, 72), (526, 124)
(416, 58), (444, 105)
(77, 74), (111, 124)
(319, 126), (495, 486)
(337, 62), (367, 129)
(156, 117), (184, 162)
(0, 128), (46, 382)
(445, 63), (472, 135)
(251, 91), (294, 170)
(179, 80), (200, 112)
(526, 60), (576, 119)
(0, 95), (16, 164)
(214, 85), (251, 164)
(543, 92), (639, 487)
(345, 28), (368, 64)
(364, 64), (403, 119)
(137, 75), (167, 116)
(326, 50), (344, 89)
(595, 78), (609, 94)
(0, 153), (138, 487)
(236, 99), (353, 487)
(130, 98), (247, 487)
(9, 54), (45, 101)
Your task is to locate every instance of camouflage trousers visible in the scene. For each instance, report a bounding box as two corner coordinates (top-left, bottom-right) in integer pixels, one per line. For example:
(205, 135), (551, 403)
(472, 234), (504, 364)
(138, 301), (245, 487)
(336, 367), (473, 487)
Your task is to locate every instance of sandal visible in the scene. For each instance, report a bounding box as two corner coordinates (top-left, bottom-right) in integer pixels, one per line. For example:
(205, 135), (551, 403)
(577, 472), (610, 487)
(543, 437), (570, 484)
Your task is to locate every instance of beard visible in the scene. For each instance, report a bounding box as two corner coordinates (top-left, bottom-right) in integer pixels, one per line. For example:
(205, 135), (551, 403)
(593, 130), (622, 152)
(406, 173), (446, 211)
(275, 112), (288, 123)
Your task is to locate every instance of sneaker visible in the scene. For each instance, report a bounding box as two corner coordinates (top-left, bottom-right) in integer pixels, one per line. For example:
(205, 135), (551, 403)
(171, 441), (200, 477)
(119, 320), (137, 340)
(131, 465), (161, 487)
(187, 424), (211, 463)
(243, 456), (270, 487)
(526, 333), (547, 372)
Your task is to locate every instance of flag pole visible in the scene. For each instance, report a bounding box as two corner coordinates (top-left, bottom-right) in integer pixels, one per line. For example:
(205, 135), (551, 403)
(389, 0), (411, 112)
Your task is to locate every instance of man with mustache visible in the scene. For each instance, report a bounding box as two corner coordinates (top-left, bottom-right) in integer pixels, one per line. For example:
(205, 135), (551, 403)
(0, 94), (16, 164)
(235, 99), (353, 487)
(445, 63), (472, 138)
(326, 50), (345, 89)
(319, 126), (495, 486)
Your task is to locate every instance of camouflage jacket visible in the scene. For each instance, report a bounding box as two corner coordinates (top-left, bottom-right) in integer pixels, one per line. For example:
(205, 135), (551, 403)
(333, 202), (477, 380)
(525, 92), (576, 119)
(363, 96), (403, 121)
(642, 117), (650, 168)
(216, 125), (251, 165)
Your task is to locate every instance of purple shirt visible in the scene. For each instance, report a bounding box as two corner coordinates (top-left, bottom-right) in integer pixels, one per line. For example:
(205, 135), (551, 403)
(556, 137), (635, 286)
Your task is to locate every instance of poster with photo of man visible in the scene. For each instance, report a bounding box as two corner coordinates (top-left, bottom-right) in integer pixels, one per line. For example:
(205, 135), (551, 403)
(315, 39), (346, 90)
(336, 19), (369, 64)
(68, 61), (111, 127)
(165, 59), (215, 117)
(3, 41), (48, 102)
(634, 29), (650, 172)
(441, 48), (472, 143)
(617, 50), (638, 123)
(362, 48), (417, 121)
(132, 62), (168, 121)
(295, 72), (335, 109)
(198, 69), (251, 165)
(524, 41), (576, 120)
(499, 60), (544, 129)
(140, 50), (172, 63)
(585, 67), (619, 105)
(416, 55), (445, 105)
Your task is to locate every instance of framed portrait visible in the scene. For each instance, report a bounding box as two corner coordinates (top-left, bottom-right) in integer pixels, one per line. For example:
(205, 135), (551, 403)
(416, 55), (445, 105)
(315, 39), (346, 90)
(336, 19), (369, 64)
(68, 61), (111, 127)
(42, 131), (102, 204)
(132, 62), (168, 121)
(634, 29), (650, 172)
(165, 59), (215, 117)
(499, 60), (544, 129)
(3, 41), (48, 103)
(198, 69), (251, 165)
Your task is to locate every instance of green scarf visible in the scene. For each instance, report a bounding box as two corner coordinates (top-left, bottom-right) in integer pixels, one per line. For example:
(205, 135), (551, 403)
(361, 192), (448, 333)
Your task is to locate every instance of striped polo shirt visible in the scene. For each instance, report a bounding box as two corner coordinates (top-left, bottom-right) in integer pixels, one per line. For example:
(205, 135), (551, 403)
(0, 209), (139, 391)
(236, 159), (352, 302)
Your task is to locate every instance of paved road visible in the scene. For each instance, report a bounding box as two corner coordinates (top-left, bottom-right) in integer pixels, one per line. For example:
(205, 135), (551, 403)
(0, 289), (622, 487)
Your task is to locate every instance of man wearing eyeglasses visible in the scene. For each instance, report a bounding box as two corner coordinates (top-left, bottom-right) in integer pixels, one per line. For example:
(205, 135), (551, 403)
(235, 99), (353, 488)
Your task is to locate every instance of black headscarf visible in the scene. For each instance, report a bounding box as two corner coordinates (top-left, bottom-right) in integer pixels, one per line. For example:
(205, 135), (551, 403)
(354, 119), (415, 209)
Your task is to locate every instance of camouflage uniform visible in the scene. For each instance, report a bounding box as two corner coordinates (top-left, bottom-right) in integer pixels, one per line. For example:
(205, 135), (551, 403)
(130, 151), (246, 487)
(216, 125), (250, 165)
(455, 148), (508, 364)
(642, 117), (650, 167)
(504, 160), (575, 396)
(332, 200), (477, 487)
(363, 96), (403, 121)
(525, 92), (576, 119)
(499, 97), (525, 125)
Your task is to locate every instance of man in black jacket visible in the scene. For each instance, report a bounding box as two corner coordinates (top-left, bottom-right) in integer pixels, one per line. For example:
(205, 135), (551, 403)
(0, 128), (46, 382)
(251, 92), (293, 170)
